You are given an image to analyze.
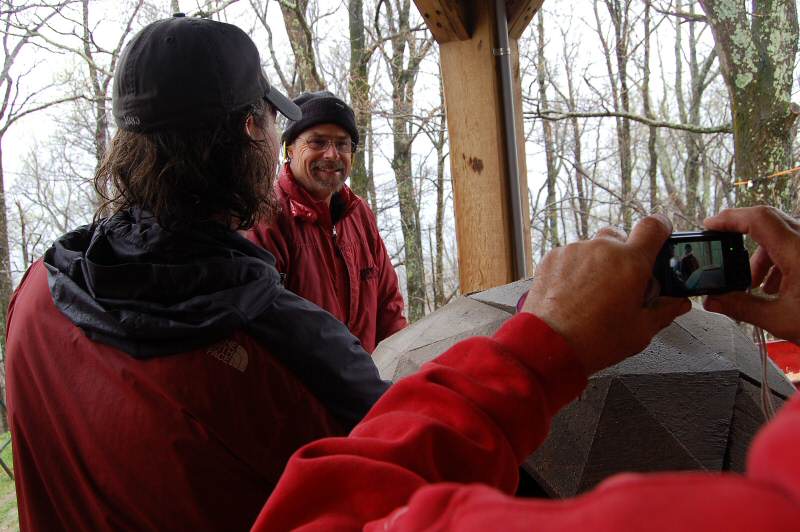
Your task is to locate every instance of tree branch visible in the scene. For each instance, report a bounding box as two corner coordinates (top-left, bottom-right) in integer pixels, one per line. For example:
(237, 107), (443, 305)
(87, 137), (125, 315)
(524, 107), (731, 135)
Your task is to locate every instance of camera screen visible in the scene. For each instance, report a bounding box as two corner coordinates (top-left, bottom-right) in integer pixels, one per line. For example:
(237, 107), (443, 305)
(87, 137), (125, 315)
(666, 239), (725, 292)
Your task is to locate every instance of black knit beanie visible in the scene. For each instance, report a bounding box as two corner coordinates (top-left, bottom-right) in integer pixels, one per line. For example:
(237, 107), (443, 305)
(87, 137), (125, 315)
(281, 91), (359, 147)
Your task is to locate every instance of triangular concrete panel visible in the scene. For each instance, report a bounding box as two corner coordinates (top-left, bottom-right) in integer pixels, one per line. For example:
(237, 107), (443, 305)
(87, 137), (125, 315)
(619, 371), (739, 471)
(724, 379), (786, 472)
(391, 317), (510, 381)
(468, 278), (531, 313)
(524, 376), (613, 497)
(374, 297), (511, 380)
(601, 321), (735, 377)
(675, 310), (796, 397)
(578, 378), (704, 493)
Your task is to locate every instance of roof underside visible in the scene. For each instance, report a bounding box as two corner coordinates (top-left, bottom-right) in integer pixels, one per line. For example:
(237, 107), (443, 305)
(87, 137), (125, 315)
(414, 0), (544, 42)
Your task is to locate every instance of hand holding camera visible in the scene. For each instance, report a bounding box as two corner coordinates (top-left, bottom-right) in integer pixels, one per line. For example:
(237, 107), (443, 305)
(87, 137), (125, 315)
(522, 214), (691, 374)
(702, 206), (800, 345)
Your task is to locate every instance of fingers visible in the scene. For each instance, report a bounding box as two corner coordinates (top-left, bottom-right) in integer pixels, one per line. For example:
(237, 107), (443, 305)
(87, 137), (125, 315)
(704, 292), (783, 334)
(749, 246), (774, 287)
(761, 266), (782, 294)
(594, 226), (627, 242)
(704, 207), (797, 261)
(626, 214), (672, 263)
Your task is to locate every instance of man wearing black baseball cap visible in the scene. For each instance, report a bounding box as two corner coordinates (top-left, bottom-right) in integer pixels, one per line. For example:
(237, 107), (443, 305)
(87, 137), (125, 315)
(247, 91), (407, 354)
(6, 14), (387, 531)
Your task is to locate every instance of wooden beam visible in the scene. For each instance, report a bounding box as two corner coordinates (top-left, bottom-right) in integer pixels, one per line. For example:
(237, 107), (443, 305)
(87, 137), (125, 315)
(506, 0), (544, 39)
(440, 0), (532, 294)
(413, 0), (470, 43)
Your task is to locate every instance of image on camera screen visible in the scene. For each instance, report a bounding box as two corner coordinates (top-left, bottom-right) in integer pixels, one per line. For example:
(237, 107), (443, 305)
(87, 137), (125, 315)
(666, 240), (724, 292)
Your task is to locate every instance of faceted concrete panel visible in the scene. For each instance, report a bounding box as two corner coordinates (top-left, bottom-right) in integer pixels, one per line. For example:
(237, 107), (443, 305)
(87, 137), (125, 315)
(374, 296), (510, 381)
(577, 378), (705, 492)
(468, 278), (531, 313)
(619, 371), (739, 471)
(523, 376), (612, 497)
(390, 318), (510, 381)
(600, 321), (736, 377)
(724, 379), (786, 472)
(675, 310), (796, 398)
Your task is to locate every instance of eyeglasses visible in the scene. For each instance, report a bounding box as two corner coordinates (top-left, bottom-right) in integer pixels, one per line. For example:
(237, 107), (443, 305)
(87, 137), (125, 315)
(300, 136), (356, 154)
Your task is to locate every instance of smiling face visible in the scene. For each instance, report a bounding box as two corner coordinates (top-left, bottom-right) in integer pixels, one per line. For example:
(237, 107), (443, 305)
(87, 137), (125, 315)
(287, 123), (353, 204)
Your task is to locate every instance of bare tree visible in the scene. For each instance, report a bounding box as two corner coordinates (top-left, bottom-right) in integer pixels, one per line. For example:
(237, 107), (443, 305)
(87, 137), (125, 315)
(348, 0), (375, 205)
(375, 0), (432, 322)
(32, 0), (145, 207)
(0, 0), (80, 429)
(279, 0), (326, 93)
(642, 0), (658, 212)
(536, 10), (560, 250)
(670, 1), (718, 227)
(598, 0), (634, 231)
(427, 73), (447, 309)
(700, 0), (799, 211)
(9, 136), (94, 275)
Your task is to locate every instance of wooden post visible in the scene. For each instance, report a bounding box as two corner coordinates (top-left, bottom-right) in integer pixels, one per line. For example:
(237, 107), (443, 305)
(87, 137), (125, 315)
(437, 0), (533, 293)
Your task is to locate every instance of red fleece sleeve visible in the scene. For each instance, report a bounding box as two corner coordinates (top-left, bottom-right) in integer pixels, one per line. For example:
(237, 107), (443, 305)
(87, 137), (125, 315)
(253, 312), (800, 531)
(252, 313), (587, 530)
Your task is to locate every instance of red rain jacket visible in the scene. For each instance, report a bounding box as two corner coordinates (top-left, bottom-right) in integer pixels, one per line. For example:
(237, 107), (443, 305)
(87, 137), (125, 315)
(254, 313), (799, 531)
(7, 261), (342, 532)
(246, 166), (407, 353)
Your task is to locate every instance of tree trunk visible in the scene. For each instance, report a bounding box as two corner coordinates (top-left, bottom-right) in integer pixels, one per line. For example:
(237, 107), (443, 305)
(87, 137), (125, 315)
(561, 32), (590, 240)
(537, 11), (559, 249)
(700, 0), (800, 210)
(280, 0), (326, 93)
(434, 77), (446, 309)
(367, 117), (377, 213)
(348, 0), (373, 203)
(0, 141), (11, 431)
(682, 2), (717, 226)
(643, 0), (658, 212)
(608, 0), (633, 231)
(597, 0), (633, 231)
(83, 0), (108, 208)
(15, 200), (28, 269)
(384, 0), (428, 322)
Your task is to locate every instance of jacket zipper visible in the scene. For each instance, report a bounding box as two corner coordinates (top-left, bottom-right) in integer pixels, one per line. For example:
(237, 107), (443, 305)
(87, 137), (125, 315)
(331, 222), (351, 324)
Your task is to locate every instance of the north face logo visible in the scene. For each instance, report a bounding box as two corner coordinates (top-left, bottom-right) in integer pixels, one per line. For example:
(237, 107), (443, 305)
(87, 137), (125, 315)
(207, 340), (248, 372)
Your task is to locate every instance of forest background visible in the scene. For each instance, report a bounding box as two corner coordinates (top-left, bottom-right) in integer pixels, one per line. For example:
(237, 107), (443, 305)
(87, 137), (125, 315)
(0, 0), (797, 432)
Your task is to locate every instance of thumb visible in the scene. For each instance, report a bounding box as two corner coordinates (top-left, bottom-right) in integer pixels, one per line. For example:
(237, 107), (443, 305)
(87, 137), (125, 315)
(704, 292), (781, 331)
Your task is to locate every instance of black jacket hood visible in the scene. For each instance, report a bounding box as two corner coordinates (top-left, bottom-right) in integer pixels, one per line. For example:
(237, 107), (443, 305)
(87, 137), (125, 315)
(44, 208), (388, 428)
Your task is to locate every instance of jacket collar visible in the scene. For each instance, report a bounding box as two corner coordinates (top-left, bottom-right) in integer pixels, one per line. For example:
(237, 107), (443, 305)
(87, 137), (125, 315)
(278, 163), (357, 225)
(44, 207), (282, 359)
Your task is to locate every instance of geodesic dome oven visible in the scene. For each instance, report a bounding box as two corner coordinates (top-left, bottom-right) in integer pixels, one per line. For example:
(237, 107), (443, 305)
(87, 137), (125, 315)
(373, 279), (795, 497)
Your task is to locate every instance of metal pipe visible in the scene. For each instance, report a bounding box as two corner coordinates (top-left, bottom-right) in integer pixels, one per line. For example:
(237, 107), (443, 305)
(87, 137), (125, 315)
(493, 0), (528, 280)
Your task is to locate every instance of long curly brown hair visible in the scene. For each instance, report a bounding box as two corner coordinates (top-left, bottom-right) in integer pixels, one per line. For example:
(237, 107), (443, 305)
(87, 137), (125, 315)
(94, 101), (278, 231)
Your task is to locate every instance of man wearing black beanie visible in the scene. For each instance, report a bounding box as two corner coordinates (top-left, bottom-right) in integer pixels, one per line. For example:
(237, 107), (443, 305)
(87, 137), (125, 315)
(247, 91), (407, 353)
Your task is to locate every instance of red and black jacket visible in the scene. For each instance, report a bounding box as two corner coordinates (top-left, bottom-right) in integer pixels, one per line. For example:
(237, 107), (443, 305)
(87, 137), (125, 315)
(7, 208), (388, 531)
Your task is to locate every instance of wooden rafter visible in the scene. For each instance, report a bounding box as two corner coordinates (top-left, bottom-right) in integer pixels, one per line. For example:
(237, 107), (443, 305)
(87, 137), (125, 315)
(413, 0), (469, 43)
(414, 1), (544, 43)
(506, 0), (544, 38)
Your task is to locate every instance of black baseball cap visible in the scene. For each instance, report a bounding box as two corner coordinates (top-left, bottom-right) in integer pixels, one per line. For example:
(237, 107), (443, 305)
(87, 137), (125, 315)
(113, 13), (301, 132)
